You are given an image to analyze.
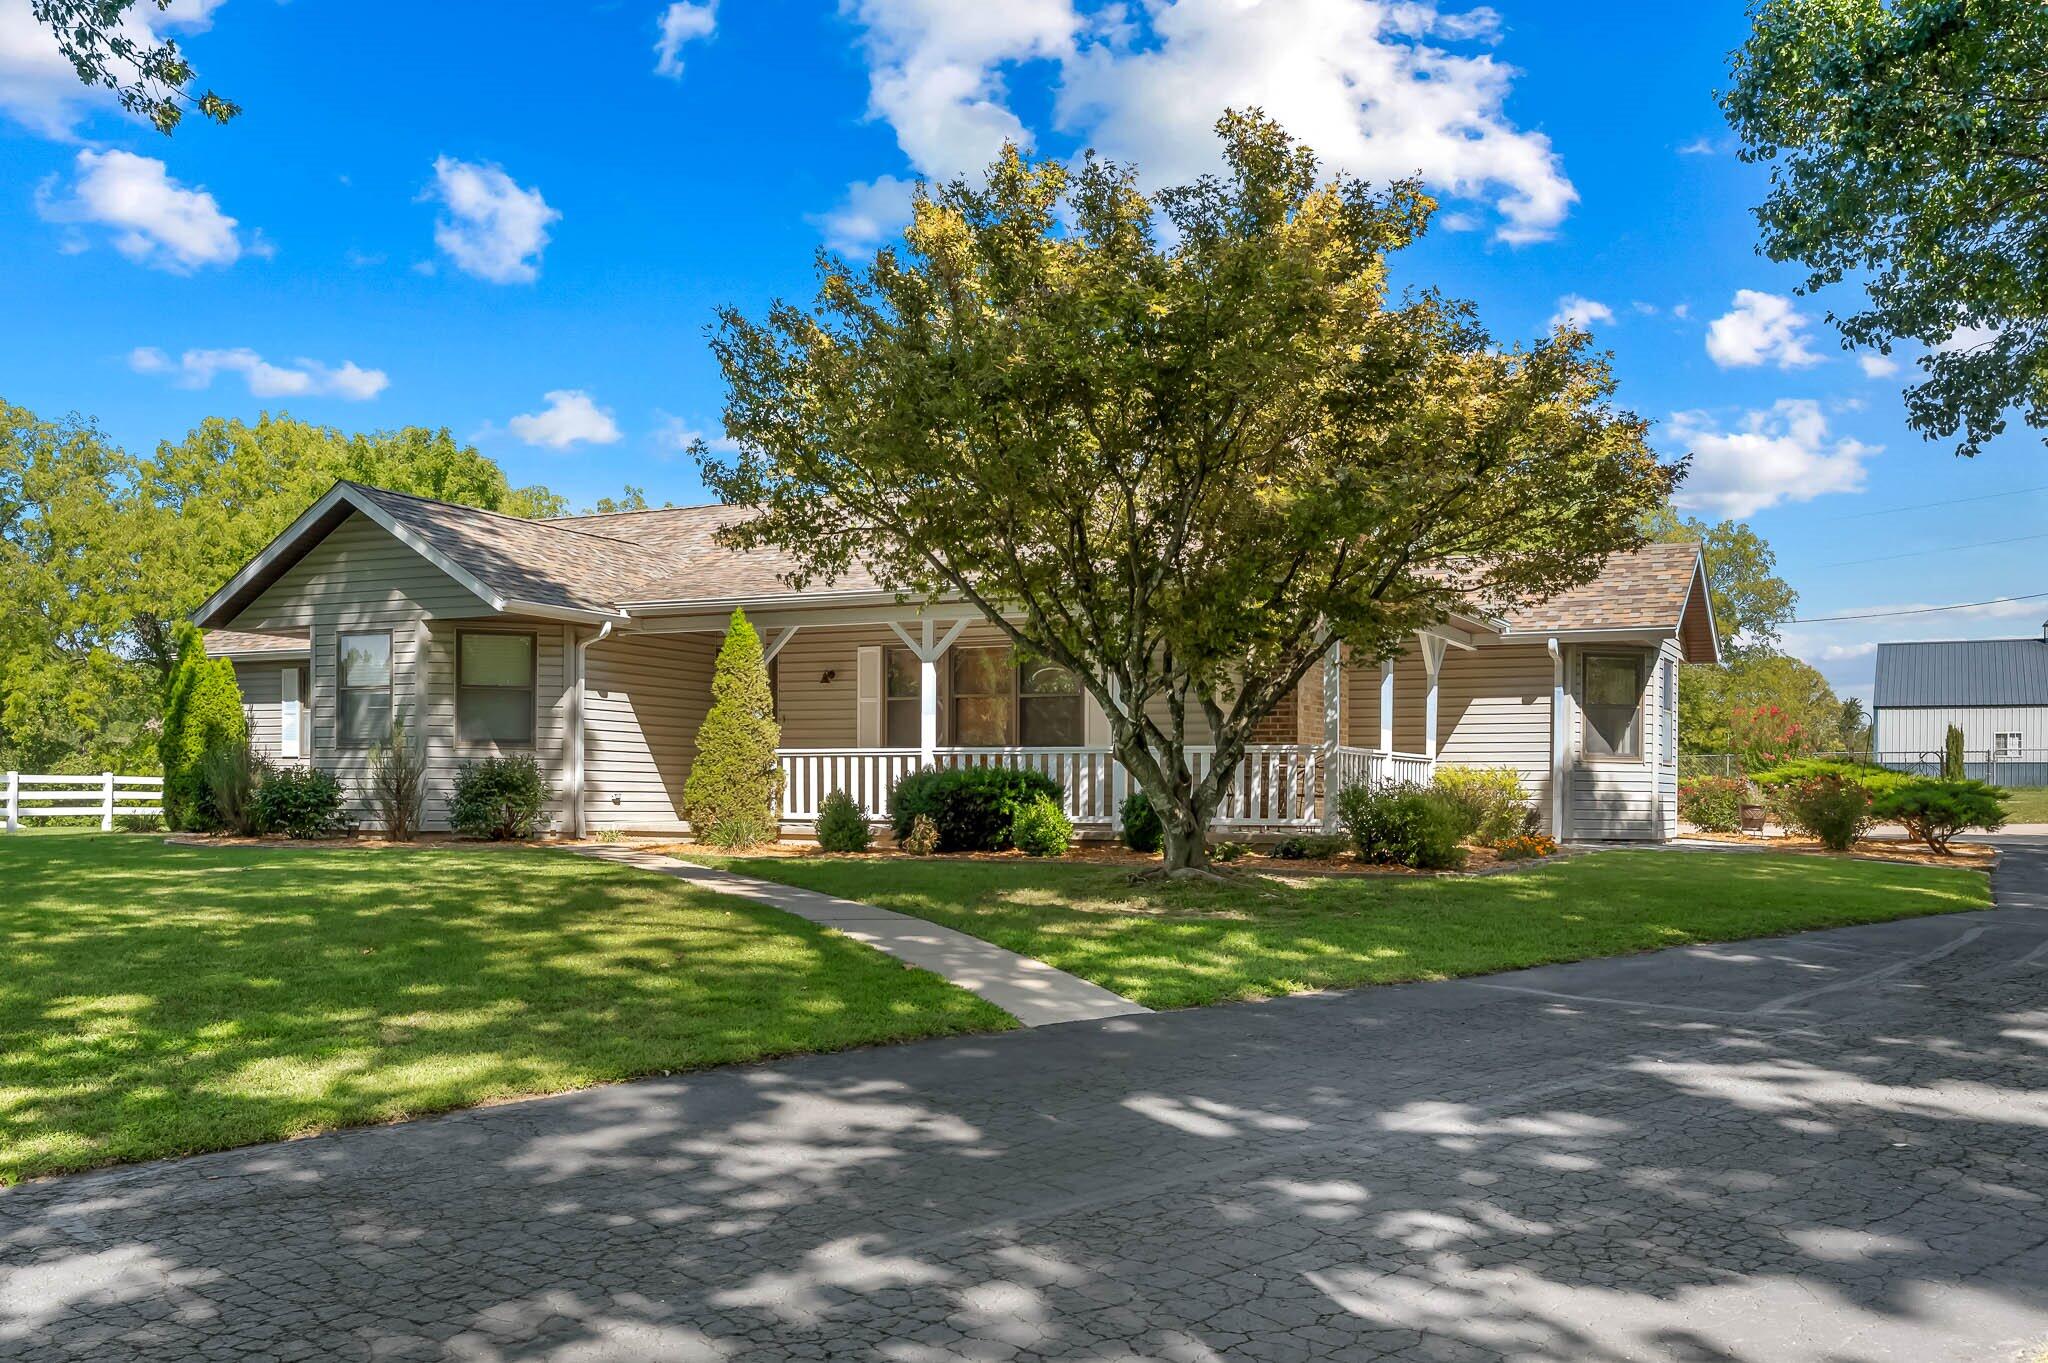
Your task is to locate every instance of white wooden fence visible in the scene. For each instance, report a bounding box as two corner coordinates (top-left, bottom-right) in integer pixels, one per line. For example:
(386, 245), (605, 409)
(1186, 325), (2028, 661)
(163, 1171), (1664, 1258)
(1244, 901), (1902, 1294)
(3, 772), (164, 832)
(774, 745), (1434, 830)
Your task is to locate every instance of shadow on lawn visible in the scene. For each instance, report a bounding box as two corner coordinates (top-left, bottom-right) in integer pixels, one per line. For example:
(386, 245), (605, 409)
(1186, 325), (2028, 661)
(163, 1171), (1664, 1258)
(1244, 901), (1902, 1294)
(0, 835), (1003, 1183)
(3, 852), (2045, 1361)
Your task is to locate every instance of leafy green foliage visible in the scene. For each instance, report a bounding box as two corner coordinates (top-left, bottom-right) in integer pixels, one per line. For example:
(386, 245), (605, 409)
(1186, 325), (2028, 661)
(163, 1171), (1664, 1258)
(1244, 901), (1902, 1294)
(681, 610), (782, 845)
(1724, 0), (2047, 456)
(28, 0), (240, 134)
(1009, 796), (1073, 858)
(1778, 774), (1874, 851)
(1269, 833), (1348, 860)
(451, 755), (552, 840)
(889, 765), (1064, 852)
(1209, 840), (1251, 863)
(1871, 778), (2008, 853)
(1678, 776), (1747, 832)
(1336, 783), (1468, 870)
(1681, 655), (1850, 757)
(815, 789), (873, 853)
(1119, 790), (1163, 853)
(697, 111), (1674, 871)
(369, 718), (428, 841)
(1430, 765), (1529, 844)
(1944, 724), (1967, 779)
(901, 814), (941, 856)
(1750, 758), (1908, 795)
(200, 739), (268, 836)
(156, 624), (247, 831)
(252, 767), (349, 840)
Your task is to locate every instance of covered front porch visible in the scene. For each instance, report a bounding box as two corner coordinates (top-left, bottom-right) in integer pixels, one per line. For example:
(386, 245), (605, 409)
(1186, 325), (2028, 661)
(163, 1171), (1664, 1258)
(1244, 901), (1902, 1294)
(579, 600), (1472, 837)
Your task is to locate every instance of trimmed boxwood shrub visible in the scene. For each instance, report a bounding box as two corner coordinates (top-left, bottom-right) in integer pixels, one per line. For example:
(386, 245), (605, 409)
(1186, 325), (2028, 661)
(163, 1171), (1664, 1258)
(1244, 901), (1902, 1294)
(1010, 795), (1073, 857)
(1119, 790), (1163, 853)
(815, 788), (873, 853)
(1677, 775), (1747, 832)
(889, 765), (1063, 852)
(1871, 778), (2007, 853)
(253, 766), (349, 839)
(451, 754), (552, 840)
(1336, 782), (1467, 870)
(1430, 764), (1527, 844)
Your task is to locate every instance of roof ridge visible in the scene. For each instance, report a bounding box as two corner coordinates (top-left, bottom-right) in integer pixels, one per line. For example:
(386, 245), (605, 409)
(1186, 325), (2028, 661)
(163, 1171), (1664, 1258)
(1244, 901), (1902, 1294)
(549, 501), (732, 523)
(340, 480), (641, 548)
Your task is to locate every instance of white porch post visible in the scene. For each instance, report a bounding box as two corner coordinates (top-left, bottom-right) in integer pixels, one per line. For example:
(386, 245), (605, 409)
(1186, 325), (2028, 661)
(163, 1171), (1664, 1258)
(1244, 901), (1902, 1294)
(1547, 637), (1567, 839)
(889, 616), (972, 770)
(1320, 640), (1343, 830)
(1378, 658), (1395, 753)
(1418, 632), (1448, 767)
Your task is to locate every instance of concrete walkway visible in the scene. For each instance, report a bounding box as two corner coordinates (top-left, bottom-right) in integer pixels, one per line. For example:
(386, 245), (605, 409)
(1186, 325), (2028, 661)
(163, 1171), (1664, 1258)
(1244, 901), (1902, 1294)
(568, 843), (1150, 1027)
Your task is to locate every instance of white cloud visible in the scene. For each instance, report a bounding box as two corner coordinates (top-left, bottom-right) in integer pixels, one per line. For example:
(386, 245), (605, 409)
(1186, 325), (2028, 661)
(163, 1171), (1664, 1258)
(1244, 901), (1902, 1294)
(1857, 352), (1899, 378)
(1938, 324), (2002, 354)
(654, 411), (740, 457)
(812, 175), (917, 257)
(1547, 294), (1613, 331)
(423, 156), (559, 284)
(37, 149), (244, 272)
(0, 0), (222, 137)
(1705, 289), (1822, 370)
(1667, 399), (1875, 517)
(835, 0), (1576, 246)
(1672, 302), (1690, 321)
(509, 390), (621, 449)
(1676, 136), (1718, 156)
(129, 346), (388, 400)
(654, 0), (717, 78)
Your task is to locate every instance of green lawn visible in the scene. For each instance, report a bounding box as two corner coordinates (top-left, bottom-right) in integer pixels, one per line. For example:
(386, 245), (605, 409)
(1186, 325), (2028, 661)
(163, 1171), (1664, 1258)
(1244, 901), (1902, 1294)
(0, 832), (1009, 1184)
(1999, 786), (2048, 823)
(691, 850), (1991, 1010)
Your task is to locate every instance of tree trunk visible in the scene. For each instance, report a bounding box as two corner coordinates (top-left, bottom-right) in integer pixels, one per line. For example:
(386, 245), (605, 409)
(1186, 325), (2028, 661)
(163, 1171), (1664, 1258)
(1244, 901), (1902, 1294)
(1159, 804), (1209, 875)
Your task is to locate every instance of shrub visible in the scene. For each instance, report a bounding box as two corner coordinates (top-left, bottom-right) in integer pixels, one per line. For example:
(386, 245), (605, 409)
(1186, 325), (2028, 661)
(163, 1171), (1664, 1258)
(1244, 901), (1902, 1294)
(681, 609), (783, 844)
(901, 813), (940, 856)
(1750, 758), (1908, 796)
(1336, 782), (1467, 870)
(1677, 775), (1747, 832)
(1430, 765), (1528, 843)
(1010, 795), (1073, 857)
(1492, 832), (1558, 861)
(1120, 790), (1163, 853)
(157, 623), (249, 831)
(369, 718), (428, 841)
(451, 754), (552, 840)
(1871, 778), (2007, 853)
(253, 766), (349, 839)
(815, 788), (873, 853)
(889, 765), (1063, 852)
(1270, 833), (1348, 860)
(1778, 773), (1874, 851)
(201, 739), (269, 836)
(1942, 724), (1966, 780)
(1210, 839), (1250, 863)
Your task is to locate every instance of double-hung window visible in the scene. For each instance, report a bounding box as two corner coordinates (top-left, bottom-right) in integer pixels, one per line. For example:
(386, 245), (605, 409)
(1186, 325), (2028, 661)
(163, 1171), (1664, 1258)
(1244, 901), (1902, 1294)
(883, 648), (921, 748)
(1018, 656), (1084, 746)
(1582, 653), (1644, 761)
(457, 632), (536, 745)
(950, 646), (1015, 746)
(337, 631), (393, 746)
(1995, 731), (2024, 759)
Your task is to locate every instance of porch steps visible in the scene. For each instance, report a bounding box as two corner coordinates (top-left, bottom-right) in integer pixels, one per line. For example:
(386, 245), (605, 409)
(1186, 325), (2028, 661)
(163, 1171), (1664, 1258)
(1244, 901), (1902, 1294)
(564, 845), (1152, 1028)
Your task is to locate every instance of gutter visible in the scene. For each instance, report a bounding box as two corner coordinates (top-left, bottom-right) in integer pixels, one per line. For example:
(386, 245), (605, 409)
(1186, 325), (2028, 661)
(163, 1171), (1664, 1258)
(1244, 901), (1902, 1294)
(567, 619), (614, 839)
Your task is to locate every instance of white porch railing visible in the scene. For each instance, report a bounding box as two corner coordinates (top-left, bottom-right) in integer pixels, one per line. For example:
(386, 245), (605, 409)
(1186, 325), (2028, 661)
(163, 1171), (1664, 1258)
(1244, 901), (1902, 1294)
(774, 745), (1433, 829)
(4, 772), (164, 832)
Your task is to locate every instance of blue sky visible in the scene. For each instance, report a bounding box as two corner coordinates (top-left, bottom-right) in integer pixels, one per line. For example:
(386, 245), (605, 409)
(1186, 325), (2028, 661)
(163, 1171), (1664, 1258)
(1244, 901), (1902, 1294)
(0, 0), (2038, 702)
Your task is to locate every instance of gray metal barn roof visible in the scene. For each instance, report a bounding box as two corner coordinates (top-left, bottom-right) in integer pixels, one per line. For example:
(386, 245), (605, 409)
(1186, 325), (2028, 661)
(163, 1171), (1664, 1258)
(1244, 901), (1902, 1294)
(1873, 636), (2048, 708)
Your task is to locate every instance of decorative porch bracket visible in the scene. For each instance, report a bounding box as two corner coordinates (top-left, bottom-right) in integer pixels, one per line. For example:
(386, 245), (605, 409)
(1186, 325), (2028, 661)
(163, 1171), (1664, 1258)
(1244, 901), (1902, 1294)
(887, 617), (974, 765)
(762, 625), (800, 665)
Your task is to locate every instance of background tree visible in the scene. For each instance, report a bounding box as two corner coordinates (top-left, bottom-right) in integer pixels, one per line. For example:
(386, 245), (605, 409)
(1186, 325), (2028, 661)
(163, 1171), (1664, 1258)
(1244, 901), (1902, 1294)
(697, 112), (1675, 874)
(1678, 653), (1846, 757)
(29, 0), (239, 133)
(680, 610), (782, 847)
(1724, 0), (2047, 456)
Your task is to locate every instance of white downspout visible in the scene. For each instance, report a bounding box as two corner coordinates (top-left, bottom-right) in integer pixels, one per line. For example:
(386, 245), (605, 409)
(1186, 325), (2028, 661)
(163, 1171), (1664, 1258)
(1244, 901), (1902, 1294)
(570, 620), (614, 839)
(1547, 636), (1566, 840)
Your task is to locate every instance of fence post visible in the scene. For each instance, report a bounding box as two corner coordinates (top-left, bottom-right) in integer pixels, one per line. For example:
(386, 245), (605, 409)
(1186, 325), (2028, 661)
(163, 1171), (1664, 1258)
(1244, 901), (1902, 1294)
(4, 771), (15, 833)
(101, 771), (115, 831)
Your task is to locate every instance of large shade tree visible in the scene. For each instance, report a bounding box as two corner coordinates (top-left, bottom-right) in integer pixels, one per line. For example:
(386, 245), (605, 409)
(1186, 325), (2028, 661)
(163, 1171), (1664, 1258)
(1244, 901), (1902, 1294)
(1723, 0), (2046, 456)
(696, 112), (1676, 873)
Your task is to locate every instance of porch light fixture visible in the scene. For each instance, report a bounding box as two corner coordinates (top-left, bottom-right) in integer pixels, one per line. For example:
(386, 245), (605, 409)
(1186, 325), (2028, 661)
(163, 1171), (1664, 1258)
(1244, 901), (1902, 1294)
(821, 669), (837, 684)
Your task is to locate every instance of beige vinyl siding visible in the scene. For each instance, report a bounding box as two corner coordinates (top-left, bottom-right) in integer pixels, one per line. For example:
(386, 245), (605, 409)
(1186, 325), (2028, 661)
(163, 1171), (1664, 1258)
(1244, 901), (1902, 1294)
(232, 662), (286, 760)
(1566, 641), (1667, 840)
(225, 511), (554, 832)
(584, 632), (718, 830)
(1345, 648), (1428, 753)
(1436, 642), (1555, 817)
(419, 621), (572, 831)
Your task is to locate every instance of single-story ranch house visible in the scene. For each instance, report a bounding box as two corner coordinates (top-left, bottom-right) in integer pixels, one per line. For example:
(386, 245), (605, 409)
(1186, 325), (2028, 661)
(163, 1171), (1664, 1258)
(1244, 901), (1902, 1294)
(195, 481), (1719, 842)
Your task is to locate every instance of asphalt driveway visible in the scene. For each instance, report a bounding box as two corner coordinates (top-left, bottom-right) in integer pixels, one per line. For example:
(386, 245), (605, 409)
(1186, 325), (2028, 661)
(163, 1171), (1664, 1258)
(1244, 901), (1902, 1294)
(4, 844), (2046, 1363)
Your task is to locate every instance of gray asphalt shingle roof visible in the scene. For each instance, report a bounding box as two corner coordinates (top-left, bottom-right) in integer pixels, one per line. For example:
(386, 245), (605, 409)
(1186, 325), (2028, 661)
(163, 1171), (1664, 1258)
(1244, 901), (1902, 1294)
(1873, 636), (2048, 708)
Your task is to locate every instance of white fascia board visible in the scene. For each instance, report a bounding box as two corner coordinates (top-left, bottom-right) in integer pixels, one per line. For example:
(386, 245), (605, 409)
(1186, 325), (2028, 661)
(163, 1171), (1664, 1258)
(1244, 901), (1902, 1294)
(498, 598), (631, 625)
(210, 646), (312, 662)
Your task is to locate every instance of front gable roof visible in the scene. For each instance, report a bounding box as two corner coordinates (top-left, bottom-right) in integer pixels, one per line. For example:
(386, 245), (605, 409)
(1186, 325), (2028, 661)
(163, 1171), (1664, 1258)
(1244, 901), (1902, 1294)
(1496, 542), (1719, 663)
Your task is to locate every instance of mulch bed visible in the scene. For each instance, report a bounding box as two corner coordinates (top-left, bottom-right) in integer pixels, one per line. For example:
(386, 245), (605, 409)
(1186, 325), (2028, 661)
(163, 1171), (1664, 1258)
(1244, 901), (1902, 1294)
(1675, 830), (1995, 869)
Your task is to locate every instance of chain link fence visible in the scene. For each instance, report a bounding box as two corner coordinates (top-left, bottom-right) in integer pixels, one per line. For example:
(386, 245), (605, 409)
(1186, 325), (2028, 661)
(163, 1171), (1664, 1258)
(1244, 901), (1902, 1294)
(1681, 750), (2048, 787)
